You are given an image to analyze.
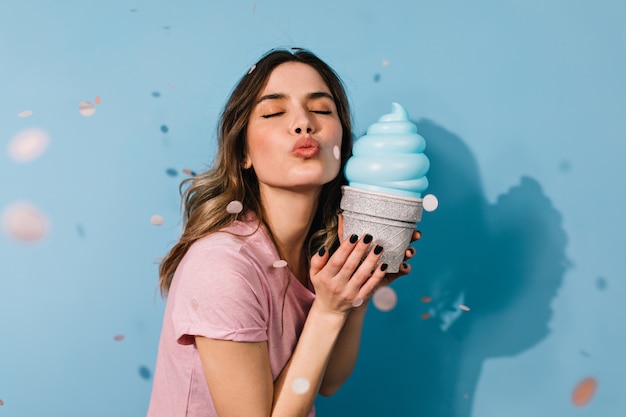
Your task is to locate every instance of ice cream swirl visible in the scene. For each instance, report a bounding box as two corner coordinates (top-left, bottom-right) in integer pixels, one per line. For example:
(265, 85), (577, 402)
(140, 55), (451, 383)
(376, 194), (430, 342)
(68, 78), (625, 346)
(345, 103), (429, 199)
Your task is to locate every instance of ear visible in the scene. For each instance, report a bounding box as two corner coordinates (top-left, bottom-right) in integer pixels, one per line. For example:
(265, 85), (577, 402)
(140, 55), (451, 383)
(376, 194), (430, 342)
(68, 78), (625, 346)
(242, 156), (252, 169)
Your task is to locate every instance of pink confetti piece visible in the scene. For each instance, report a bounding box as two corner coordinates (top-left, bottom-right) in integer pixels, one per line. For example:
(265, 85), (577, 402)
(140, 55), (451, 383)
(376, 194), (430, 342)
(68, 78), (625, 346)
(352, 298), (364, 308)
(382, 60), (390, 67)
(333, 145), (340, 160)
(421, 312), (431, 320)
(113, 334), (125, 342)
(459, 304), (470, 311)
(291, 378), (310, 394)
(95, 96), (101, 105)
(18, 110), (33, 118)
(2, 202), (49, 242)
(79, 101), (96, 117)
(150, 214), (164, 226)
(420, 296), (432, 303)
(226, 200), (243, 214)
(372, 287), (397, 312)
(273, 260), (288, 268)
(8, 129), (49, 162)
(0, 399), (4, 406)
(423, 194), (439, 212)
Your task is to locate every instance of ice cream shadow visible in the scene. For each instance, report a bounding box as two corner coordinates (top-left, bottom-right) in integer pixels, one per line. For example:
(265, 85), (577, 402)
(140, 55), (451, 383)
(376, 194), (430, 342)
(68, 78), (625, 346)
(316, 119), (570, 417)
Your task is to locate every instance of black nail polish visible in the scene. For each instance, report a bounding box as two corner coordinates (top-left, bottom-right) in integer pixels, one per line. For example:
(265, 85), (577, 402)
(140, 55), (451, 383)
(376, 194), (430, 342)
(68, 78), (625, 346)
(373, 245), (383, 255)
(402, 262), (408, 269)
(381, 263), (388, 271)
(363, 234), (373, 244)
(349, 234), (358, 244)
(318, 247), (326, 257)
(408, 247), (416, 255)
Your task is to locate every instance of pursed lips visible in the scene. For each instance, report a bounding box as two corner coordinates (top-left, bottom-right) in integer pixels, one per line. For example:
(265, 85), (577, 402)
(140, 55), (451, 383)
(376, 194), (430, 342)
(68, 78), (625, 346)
(291, 137), (321, 158)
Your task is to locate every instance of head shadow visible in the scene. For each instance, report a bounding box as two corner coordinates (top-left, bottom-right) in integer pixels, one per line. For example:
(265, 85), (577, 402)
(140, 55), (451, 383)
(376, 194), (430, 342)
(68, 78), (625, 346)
(317, 119), (570, 416)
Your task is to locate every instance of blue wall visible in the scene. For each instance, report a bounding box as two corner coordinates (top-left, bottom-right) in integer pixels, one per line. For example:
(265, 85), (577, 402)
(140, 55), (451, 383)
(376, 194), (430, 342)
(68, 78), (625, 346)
(1, 1), (624, 416)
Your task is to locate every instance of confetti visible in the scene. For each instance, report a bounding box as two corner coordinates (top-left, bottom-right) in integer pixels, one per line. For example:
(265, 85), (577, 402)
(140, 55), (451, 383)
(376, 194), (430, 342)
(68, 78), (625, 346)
(0, 399), (3, 406)
(333, 145), (340, 160)
(79, 101), (96, 116)
(95, 96), (101, 105)
(248, 64), (257, 75)
(226, 200), (243, 214)
(273, 260), (288, 268)
(165, 168), (178, 177)
(420, 296), (432, 303)
(113, 334), (125, 342)
(182, 168), (197, 176)
(139, 366), (152, 380)
(2, 202), (49, 242)
(373, 73), (381, 83)
(8, 129), (49, 162)
(150, 215), (164, 226)
(382, 60), (389, 67)
(291, 378), (310, 394)
(572, 377), (597, 407)
(422, 194), (439, 212)
(160, 125), (169, 133)
(18, 110), (33, 118)
(152, 91), (161, 98)
(421, 313), (430, 320)
(372, 287), (397, 312)
(352, 298), (364, 308)
(459, 304), (470, 311)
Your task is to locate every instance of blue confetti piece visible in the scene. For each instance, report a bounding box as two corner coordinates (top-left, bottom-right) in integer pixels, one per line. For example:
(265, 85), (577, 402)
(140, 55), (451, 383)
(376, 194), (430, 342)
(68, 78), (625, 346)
(373, 73), (381, 83)
(161, 125), (169, 133)
(139, 366), (152, 380)
(152, 91), (161, 98)
(166, 168), (178, 177)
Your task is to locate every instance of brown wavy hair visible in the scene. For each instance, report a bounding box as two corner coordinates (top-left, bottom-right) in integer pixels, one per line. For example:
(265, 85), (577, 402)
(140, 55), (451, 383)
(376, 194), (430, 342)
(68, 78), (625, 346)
(158, 48), (353, 295)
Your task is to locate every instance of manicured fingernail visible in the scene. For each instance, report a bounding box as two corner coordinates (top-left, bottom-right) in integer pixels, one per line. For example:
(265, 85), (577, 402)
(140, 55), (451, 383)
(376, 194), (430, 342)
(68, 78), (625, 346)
(408, 247), (416, 255)
(349, 234), (359, 244)
(318, 247), (326, 257)
(373, 245), (383, 255)
(363, 234), (373, 244)
(402, 262), (408, 269)
(416, 230), (422, 239)
(380, 263), (388, 271)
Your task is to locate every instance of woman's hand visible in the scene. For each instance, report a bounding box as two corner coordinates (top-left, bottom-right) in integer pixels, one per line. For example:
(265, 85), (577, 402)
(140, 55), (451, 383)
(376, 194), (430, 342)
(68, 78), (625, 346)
(309, 232), (387, 316)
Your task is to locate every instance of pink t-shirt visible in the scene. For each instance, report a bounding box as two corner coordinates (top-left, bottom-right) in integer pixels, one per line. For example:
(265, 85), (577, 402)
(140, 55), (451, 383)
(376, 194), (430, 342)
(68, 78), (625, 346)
(147, 214), (316, 416)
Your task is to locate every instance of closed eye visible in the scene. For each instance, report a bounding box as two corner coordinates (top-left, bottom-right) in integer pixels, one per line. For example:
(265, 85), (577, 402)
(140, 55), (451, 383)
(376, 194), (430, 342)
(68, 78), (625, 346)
(311, 110), (332, 115)
(261, 112), (285, 119)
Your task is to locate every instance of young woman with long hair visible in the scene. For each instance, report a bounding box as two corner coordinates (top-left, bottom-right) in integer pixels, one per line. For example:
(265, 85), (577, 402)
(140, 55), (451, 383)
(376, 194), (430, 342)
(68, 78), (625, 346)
(147, 48), (419, 417)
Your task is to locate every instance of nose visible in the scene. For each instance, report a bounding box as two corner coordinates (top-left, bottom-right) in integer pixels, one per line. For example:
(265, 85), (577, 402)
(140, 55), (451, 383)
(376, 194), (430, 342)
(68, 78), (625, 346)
(292, 109), (314, 135)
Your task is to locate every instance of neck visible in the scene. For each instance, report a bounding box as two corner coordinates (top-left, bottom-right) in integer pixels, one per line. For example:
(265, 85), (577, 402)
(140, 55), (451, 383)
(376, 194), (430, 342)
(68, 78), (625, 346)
(259, 185), (322, 281)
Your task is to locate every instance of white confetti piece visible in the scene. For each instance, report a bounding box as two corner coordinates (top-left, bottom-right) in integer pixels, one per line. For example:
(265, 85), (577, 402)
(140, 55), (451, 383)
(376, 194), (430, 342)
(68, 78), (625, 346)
(8, 129), (49, 162)
(248, 64), (257, 74)
(18, 110), (33, 118)
(226, 200), (243, 214)
(79, 101), (96, 117)
(2, 202), (49, 242)
(422, 194), (439, 212)
(291, 377), (310, 394)
(372, 286), (397, 312)
(333, 145), (340, 160)
(352, 298), (364, 308)
(150, 214), (164, 225)
(273, 260), (288, 268)
(459, 304), (470, 311)
(382, 60), (390, 67)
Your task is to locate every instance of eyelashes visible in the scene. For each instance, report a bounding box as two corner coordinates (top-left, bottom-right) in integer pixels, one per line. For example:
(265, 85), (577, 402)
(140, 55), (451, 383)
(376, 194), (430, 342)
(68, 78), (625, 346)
(261, 110), (332, 119)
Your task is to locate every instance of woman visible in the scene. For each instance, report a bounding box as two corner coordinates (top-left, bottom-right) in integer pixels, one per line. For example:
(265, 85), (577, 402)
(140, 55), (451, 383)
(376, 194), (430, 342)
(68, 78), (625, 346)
(147, 48), (419, 417)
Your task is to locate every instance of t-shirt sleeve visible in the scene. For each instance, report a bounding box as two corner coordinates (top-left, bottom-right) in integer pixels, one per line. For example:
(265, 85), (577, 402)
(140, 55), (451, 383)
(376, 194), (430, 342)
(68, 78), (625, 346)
(169, 241), (269, 345)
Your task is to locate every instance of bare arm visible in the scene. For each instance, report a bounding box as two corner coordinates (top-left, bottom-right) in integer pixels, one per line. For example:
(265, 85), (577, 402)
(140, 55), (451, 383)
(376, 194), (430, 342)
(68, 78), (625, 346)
(195, 233), (387, 417)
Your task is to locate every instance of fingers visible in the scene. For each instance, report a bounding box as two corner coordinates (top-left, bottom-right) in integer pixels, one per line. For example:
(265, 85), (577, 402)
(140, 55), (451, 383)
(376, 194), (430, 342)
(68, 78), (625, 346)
(310, 246), (328, 276)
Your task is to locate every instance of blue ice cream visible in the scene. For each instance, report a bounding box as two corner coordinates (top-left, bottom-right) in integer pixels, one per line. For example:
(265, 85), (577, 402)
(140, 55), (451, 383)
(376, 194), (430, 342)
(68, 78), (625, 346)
(344, 103), (429, 199)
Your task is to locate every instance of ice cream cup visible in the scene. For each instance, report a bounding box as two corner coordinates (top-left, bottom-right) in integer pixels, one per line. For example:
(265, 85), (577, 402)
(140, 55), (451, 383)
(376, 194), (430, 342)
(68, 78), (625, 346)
(340, 185), (423, 273)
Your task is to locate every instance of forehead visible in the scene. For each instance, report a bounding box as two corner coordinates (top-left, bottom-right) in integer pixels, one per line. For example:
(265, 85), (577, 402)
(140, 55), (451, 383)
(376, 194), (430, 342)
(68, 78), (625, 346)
(260, 62), (332, 96)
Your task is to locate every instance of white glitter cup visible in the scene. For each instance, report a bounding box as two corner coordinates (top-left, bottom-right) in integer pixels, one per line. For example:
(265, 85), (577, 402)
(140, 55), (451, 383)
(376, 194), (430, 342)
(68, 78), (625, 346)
(340, 186), (423, 273)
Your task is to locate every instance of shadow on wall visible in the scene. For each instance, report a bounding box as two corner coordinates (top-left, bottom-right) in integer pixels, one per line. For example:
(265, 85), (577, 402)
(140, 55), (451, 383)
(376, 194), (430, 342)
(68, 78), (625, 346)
(317, 120), (570, 417)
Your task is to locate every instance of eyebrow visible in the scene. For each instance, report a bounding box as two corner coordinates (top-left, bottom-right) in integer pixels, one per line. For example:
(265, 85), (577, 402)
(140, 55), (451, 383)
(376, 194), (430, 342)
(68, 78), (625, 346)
(255, 91), (335, 105)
